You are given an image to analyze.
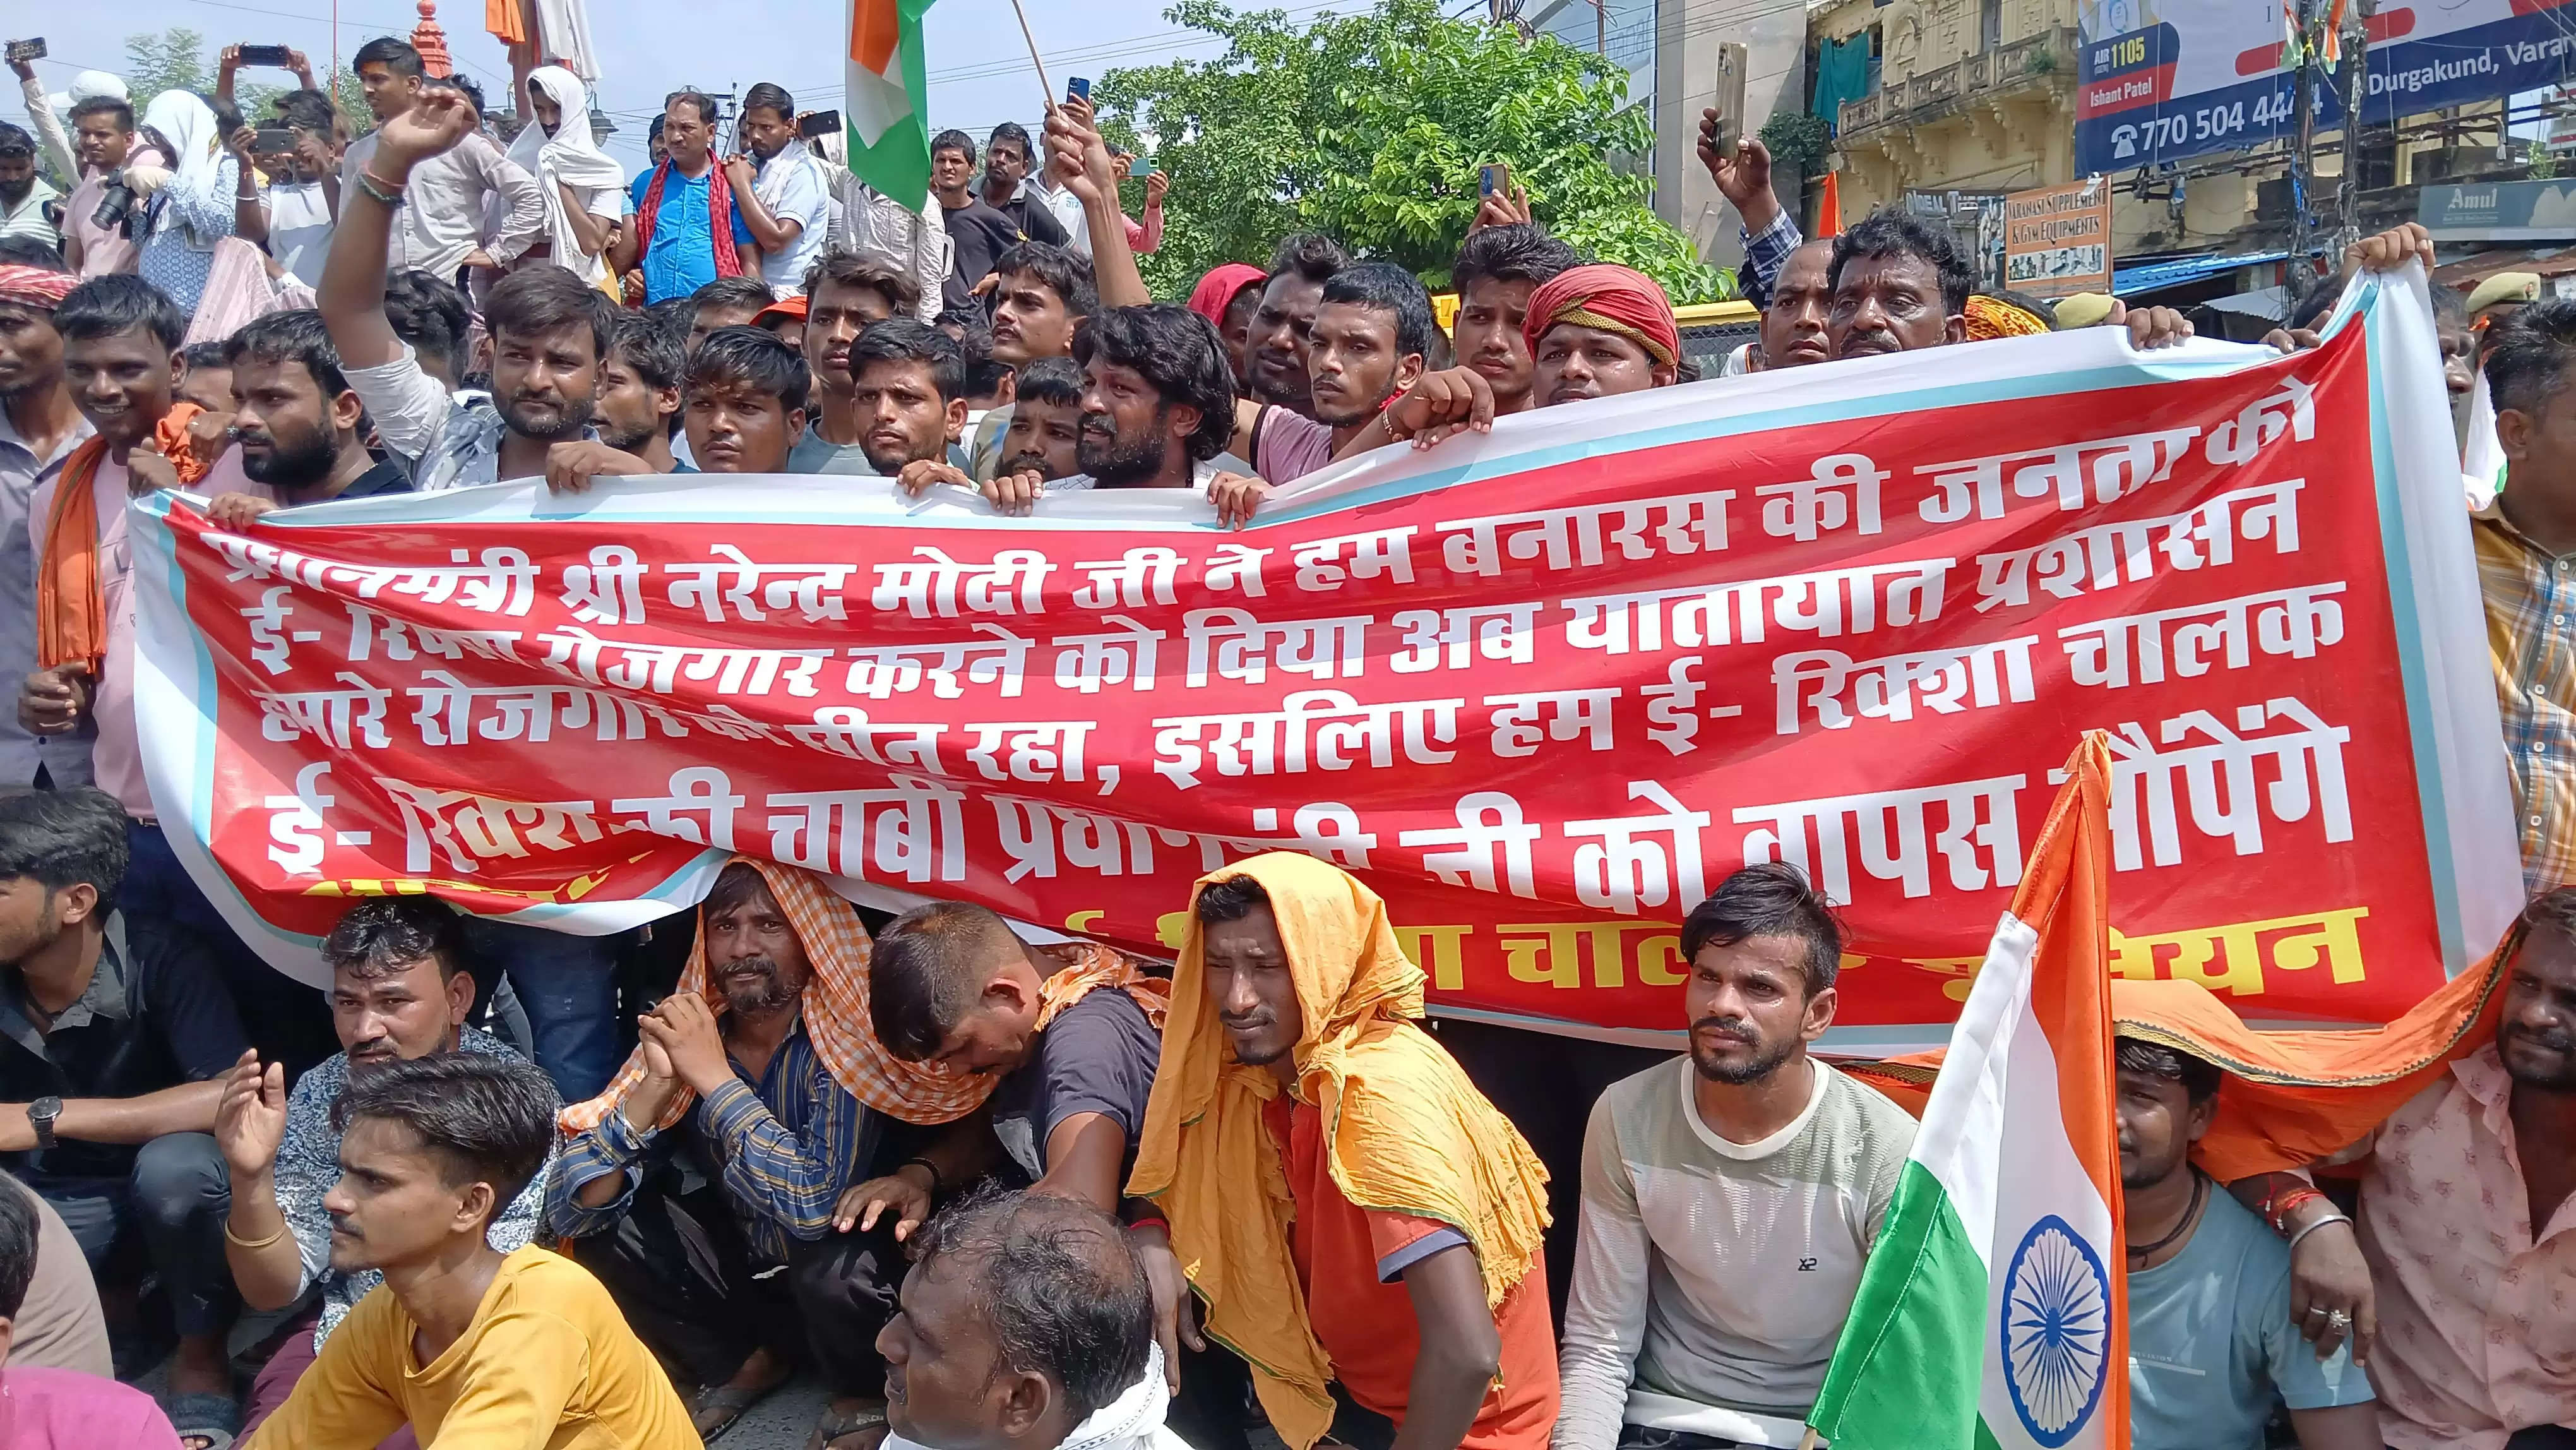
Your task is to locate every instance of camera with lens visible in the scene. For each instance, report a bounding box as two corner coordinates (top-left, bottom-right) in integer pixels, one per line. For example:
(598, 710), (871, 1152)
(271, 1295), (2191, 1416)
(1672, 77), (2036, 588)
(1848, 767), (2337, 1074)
(92, 174), (140, 236)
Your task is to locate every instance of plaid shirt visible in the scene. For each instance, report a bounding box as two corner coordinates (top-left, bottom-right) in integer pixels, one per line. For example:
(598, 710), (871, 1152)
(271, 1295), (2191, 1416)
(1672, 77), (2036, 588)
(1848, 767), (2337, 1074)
(545, 1014), (885, 1264)
(1739, 210), (1804, 312)
(2474, 503), (2576, 893)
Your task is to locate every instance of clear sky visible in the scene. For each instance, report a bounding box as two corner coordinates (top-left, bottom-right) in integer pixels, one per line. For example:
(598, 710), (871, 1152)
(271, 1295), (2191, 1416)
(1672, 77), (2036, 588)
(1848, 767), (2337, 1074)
(14, 0), (1348, 172)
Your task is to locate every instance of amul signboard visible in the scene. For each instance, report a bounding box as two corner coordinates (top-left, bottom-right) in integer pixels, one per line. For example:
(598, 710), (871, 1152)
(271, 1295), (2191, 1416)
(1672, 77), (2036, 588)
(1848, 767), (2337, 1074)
(2003, 179), (2114, 299)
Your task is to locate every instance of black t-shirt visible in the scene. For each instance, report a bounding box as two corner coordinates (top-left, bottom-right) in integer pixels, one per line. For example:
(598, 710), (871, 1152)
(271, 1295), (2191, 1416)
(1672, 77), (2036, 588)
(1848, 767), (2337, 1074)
(941, 196), (1070, 311)
(990, 988), (1160, 1185)
(0, 913), (251, 1182)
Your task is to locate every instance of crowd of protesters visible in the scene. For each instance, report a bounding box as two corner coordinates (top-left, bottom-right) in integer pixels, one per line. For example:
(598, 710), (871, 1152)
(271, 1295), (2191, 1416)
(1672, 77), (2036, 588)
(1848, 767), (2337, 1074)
(0, 21), (2571, 1450)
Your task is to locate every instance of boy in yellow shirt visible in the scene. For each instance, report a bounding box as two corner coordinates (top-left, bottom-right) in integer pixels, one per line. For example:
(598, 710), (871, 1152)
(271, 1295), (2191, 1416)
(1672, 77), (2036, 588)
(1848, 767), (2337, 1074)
(243, 1053), (699, 1450)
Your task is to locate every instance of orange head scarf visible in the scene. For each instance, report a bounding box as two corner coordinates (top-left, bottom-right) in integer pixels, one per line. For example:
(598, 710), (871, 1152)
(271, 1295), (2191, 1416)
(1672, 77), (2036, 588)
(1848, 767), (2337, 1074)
(1842, 917), (2518, 1181)
(1964, 294), (2053, 342)
(1522, 263), (1681, 369)
(1128, 853), (1549, 1450)
(561, 858), (997, 1134)
(37, 403), (216, 673)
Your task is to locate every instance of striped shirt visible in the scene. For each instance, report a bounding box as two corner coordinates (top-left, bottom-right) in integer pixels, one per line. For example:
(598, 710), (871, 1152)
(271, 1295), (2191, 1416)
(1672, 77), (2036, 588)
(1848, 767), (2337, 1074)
(545, 1014), (883, 1263)
(2472, 503), (2576, 892)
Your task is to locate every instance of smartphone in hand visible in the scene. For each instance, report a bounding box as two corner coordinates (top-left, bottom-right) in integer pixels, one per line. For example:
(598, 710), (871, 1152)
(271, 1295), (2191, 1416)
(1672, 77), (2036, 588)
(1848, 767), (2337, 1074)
(1480, 162), (1508, 198)
(1066, 76), (1092, 103)
(4, 39), (47, 64)
(239, 42), (295, 67)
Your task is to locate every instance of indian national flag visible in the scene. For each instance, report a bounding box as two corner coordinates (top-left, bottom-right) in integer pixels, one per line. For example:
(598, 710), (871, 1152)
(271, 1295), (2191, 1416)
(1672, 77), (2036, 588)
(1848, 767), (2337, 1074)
(846, 0), (936, 211)
(1806, 734), (2128, 1450)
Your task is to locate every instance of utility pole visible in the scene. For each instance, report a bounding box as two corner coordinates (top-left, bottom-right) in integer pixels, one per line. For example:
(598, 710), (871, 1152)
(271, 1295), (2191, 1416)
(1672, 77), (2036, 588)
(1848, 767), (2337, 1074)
(2291, 0), (2318, 266)
(1596, 0), (1607, 56)
(2335, 0), (2373, 253)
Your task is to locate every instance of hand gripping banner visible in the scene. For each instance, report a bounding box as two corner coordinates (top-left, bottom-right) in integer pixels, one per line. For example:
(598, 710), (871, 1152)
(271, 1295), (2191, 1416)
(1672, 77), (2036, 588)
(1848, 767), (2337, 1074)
(133, 272), (2520, 1047)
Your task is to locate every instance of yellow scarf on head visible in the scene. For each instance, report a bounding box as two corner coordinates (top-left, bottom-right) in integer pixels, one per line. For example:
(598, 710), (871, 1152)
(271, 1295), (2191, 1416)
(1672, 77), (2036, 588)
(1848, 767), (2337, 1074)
(1127, 853), (1550, 1450)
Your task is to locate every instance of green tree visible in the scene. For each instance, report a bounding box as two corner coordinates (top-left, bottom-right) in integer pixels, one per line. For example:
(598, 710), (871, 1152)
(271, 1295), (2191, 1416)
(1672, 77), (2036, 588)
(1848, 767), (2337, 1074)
(122, 27), (373, 136)
(1095, 0), (1730, 303)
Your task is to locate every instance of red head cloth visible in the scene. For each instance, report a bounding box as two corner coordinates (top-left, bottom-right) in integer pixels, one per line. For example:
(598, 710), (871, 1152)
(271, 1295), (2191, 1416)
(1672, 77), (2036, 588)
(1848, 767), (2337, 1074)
(0, 267), (80, 311)
(1523, 263), (1681, 369)
(1187, 263), (1268, 328)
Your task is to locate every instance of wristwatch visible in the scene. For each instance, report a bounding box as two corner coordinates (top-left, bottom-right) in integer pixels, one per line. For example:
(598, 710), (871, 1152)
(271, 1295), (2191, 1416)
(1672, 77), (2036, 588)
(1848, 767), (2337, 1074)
(26, 1096), (61, 1151)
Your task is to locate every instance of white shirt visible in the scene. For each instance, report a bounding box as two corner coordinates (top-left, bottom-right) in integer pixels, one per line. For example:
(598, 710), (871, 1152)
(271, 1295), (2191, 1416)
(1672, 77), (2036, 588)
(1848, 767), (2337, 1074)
(266, 178), (335, 286)
(342, 129), (547, 279)
(1029, 176), (1089, 258)
(826, 173), (949, 323)
(0, 176), (61, 246)
(752, 140), (831, 296)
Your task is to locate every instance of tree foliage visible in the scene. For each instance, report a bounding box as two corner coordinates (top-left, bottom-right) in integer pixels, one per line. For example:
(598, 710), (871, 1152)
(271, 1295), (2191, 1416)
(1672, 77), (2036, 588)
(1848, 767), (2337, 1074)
(1095, 0), (1730, 303)
(122, 27), (373, 135)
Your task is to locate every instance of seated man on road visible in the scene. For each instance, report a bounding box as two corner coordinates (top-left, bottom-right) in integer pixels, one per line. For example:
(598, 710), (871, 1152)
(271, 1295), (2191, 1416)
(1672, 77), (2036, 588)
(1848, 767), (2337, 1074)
(1555, 863), (1919, 1450)
(879, 1185), (1188, 1450)
(220, 899), (549, 1442)
(2229, 883), (2576, 1449)
(241, 1054), (696, 1449)
(0, 788), (247, 1434)
(1131, 853), (1558, 1450)
(0, 1179), (187, 1450)
(547, 858), (993, 1446)
(854, 901), (1167, 1232)
(2113, 1035), (2378, 1450)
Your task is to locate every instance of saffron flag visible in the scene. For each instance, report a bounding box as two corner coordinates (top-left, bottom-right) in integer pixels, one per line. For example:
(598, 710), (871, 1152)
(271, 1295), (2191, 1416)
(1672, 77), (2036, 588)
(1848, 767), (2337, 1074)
(1806, 733), (2128, 1450)
(845, 0), (936, 210)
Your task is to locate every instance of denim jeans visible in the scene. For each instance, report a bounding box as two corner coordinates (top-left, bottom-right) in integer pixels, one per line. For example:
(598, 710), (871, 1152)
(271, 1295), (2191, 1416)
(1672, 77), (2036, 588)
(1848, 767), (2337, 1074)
(28, 1132), (234, 1336)
(458, 920), (623, 1104)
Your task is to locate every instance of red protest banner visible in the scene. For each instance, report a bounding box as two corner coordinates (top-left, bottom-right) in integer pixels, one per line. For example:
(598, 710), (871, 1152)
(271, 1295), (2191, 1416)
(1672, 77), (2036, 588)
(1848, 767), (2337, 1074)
(132, 313), (2513, 1040)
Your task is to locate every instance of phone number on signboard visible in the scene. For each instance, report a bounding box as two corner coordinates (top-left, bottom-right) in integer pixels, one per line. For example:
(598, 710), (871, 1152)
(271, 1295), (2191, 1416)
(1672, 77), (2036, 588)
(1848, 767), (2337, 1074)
(2106, 86), (2298, 162)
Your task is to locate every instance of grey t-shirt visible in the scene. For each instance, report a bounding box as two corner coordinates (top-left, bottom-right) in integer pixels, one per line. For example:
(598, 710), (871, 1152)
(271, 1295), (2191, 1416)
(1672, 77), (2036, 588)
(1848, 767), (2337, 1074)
(787, 430), (883, 476)
(1556, 1057), (1918, 1448)
(990, 988), (1160, 1185)
(2128, 1186), (2373, 1449)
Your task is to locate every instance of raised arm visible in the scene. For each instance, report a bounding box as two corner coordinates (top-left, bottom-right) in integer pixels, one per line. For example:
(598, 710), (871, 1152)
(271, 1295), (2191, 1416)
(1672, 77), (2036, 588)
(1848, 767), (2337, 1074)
(1044, 99), (1147, 309)
(226, 126), (271, 246)
(215, 1050), (306, 1311)
(321, 94), (483, 369)
(14, 64), (76, 182)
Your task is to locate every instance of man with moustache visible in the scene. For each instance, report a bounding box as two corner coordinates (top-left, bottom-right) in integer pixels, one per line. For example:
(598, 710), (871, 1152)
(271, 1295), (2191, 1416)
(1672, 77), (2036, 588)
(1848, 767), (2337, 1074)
(1748, 240), (1833, 372)
(321, 86), (619, 494)
(2233, 886), (2576, 1449)
(549, 859), (994, 1444)
(200, 311), (411, 532)
(215, 899), (550, 1443)
(1555, 863), (1917, 1450)
(1236, 261), (1433, 485)
(1240, 232), (1347, 417)
(792, 252), (922, 474)
(1828, 207), (2192, 360)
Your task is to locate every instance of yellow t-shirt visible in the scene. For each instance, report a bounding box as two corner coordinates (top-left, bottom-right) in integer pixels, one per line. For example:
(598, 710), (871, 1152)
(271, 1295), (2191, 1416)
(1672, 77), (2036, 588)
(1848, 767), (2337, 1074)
(244, 1245), (700, 1450)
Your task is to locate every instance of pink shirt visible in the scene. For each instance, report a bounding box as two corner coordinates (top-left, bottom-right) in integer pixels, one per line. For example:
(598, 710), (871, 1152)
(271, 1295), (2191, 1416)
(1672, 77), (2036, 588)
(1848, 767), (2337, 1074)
(2356, 1043), (2576, 1450)
(30, 445), (259, 821)
(0, 1365), (184, 1449)
(1253, 407), (1335, 485)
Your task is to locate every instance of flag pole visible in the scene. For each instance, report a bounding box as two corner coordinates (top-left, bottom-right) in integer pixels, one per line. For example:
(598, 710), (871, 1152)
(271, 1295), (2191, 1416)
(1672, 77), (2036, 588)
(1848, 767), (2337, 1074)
(1003, 0), (1059, 113)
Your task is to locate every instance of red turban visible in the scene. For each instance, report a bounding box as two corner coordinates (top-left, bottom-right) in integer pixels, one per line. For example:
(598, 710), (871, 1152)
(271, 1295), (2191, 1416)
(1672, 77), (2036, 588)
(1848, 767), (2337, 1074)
(1187, 263), (1267, 328)
(0, 266), (79, 311)
(1523, 263), (1680, 369)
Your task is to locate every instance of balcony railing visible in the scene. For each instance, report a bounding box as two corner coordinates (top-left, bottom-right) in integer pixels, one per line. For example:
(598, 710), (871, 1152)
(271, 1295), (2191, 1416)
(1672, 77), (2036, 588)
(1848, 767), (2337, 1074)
(1839, 26), (2078, 135)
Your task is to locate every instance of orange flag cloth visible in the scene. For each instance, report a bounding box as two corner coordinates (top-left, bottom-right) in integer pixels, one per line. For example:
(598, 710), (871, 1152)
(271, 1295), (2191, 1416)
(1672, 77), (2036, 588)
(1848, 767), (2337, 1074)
(1842, 922), (2515, 1182)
